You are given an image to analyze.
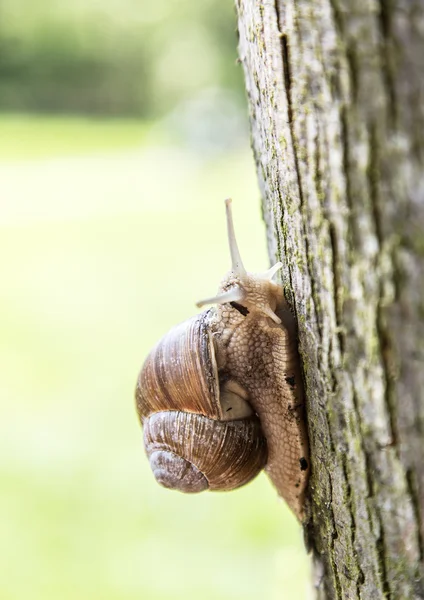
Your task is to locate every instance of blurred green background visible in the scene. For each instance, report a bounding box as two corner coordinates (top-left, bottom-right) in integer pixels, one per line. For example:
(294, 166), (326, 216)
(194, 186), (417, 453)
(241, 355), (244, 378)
(0, 1), (310, 599)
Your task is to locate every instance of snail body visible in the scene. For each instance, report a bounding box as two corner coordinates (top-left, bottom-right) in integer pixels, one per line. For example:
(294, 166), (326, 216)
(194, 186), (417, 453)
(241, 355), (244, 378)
(136, 199), (309, 520)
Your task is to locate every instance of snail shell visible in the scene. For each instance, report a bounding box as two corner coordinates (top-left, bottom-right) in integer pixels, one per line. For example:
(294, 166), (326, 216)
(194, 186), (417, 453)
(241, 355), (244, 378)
(136, 312), (268, 492)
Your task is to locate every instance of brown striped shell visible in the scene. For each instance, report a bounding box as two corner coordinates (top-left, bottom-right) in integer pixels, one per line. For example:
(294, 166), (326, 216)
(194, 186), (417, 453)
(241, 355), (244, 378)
(135, 312), (267, 492)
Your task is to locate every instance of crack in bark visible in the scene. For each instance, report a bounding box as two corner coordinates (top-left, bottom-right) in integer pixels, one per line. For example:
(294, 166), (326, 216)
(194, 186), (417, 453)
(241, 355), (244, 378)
(368, 118), (399, 448)
(340, 106), (355, 248)
(367, 122), (383, 246)
(314, 123), (344, 354)
(362, 445), (376, 502)
(362, 441), (394, 596)
(377, 0), (397, 127)
(313, 122), (323, 205)
(406, 469), (424, 563)
(275, 188), (297, 320)
(340, 452), (365, 595)
(346, 42), (359, 104)
(353, 387), (389, 594)
(328, 0), (343, 36)
(281, 35), (294, 133)
(325, 458), (343, 600)
(348, 389), (378, 591)
(322, 384), (344, 600)
(376, 286), (399, 448)
(329, 223), (345, 355)
(375, 511), (392, 599)
(307, 398), (343, 599)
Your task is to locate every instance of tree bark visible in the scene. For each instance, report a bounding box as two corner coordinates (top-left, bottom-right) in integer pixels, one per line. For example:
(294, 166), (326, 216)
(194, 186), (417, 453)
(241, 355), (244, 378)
(234, 1), (424, 598)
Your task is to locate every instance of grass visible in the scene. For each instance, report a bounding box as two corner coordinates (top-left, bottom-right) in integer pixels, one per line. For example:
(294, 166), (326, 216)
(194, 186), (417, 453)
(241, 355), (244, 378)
(0, 115), (310, 600)
(0, 114), (150, 159)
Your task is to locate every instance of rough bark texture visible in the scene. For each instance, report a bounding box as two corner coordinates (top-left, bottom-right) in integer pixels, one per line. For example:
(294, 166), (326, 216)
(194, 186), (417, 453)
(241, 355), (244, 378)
(235, 1), (424, 598)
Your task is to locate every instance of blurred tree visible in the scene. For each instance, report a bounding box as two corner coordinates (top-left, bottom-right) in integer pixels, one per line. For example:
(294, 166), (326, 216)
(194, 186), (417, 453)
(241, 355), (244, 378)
(0, 0), (244, 118)
(235, 1), (424, 598)
(0, 21), (152, 115)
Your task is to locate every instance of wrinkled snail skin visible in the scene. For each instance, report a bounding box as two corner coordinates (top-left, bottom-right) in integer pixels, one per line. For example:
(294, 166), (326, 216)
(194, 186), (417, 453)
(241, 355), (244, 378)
(135, 198), (309, 521)
(207, 275), (309, 520)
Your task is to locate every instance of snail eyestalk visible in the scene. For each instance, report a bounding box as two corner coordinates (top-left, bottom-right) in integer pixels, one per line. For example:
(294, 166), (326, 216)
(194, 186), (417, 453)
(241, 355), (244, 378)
(260, 262), (283, 281)
(196, 286), (245, 309)
(262, 306), (281, 324)
(225, 198), (246, 277)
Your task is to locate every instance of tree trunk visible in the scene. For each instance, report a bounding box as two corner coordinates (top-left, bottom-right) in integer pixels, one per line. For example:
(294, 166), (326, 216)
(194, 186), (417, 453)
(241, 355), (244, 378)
(234, 1), (424, 598)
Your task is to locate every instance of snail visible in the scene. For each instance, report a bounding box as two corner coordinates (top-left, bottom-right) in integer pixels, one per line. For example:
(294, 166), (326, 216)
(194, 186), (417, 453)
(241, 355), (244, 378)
(135, 199), (310, 520)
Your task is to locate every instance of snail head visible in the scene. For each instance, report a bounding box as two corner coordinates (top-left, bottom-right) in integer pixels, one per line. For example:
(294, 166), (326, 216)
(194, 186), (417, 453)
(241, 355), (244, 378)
(196, 199), (284, 324)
